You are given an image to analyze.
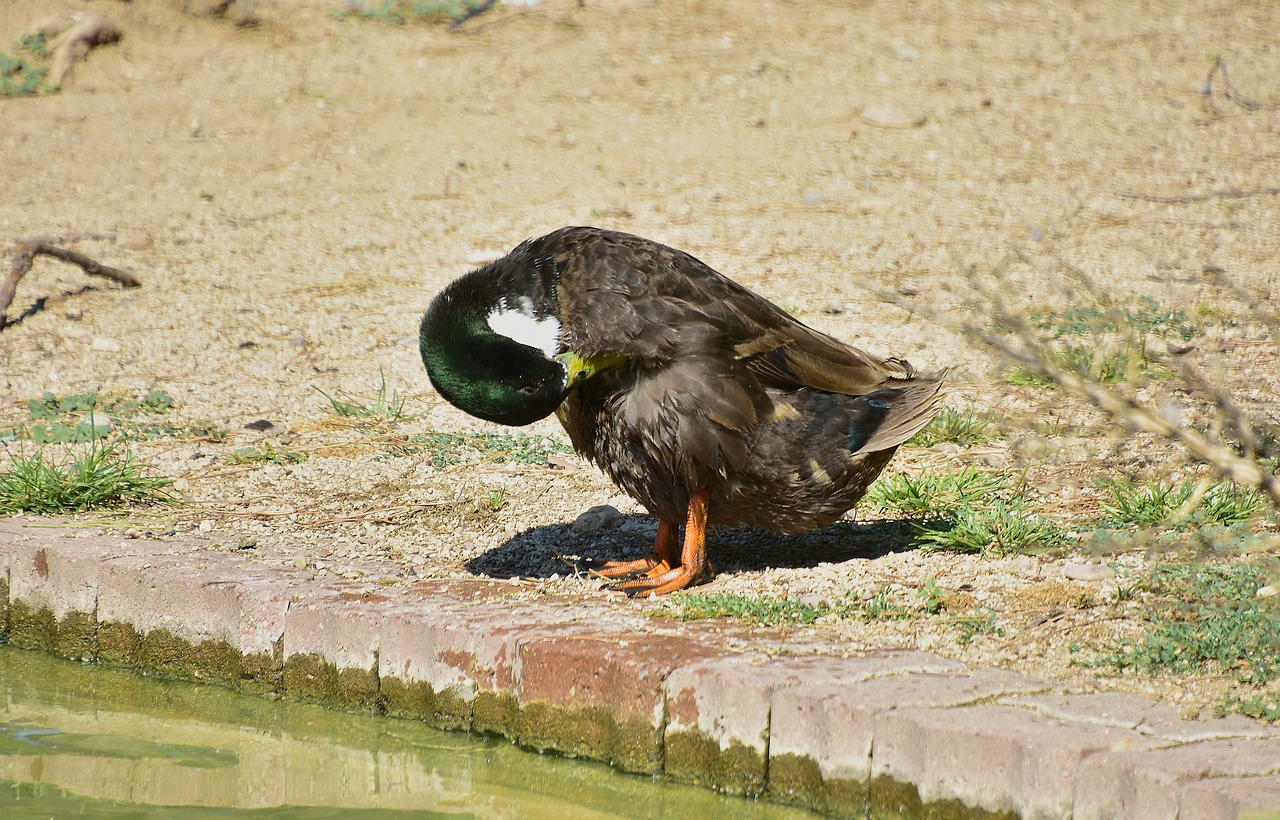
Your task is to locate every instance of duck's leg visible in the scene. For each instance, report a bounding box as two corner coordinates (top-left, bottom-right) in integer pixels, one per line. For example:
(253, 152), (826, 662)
(612, 489), (710, 595)
(593, 518), (679, 579)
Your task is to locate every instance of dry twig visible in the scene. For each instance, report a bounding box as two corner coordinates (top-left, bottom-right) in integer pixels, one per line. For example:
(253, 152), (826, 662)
(1118, 187), (1280, 204)
(947, 251), (1280, 508)
(975, 326), (1280, 508)
(1202, 56), (1279, 112)
(28, 12), (122, 89)
(2, 236), (141, 329)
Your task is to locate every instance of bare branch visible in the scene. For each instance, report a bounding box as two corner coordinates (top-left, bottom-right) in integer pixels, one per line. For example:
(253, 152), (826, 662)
(1203, 56), (1279, 112)
(29, 12), (122, 89)
(977, 328), (1280, 507)
(2, 238), (142, 329)
(1117, 187), (1280, 204)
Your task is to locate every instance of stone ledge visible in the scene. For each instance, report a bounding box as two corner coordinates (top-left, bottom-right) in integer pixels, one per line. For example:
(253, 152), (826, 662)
(3, 518), (1278, 818)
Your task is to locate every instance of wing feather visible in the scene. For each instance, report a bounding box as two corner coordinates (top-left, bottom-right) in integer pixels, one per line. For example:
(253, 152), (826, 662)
(539, 226), (937, 397)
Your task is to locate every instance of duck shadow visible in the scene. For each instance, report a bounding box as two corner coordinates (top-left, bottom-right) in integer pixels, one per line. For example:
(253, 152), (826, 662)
(465, 513), (927, 581)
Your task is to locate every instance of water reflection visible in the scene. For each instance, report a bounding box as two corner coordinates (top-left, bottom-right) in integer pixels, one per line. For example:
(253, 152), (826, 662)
(0, 646), (806, 818)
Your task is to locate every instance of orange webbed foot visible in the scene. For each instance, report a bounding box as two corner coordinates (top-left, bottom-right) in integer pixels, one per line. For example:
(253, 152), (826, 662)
(607, 490), (710, 596)
(592, 556), (663, 579)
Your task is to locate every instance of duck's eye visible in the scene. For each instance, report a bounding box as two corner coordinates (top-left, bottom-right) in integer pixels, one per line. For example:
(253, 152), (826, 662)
(519, 385), (537, 396)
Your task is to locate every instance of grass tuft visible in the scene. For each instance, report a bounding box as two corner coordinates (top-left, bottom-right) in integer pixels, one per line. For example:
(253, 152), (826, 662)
(1100, 478), (1262, 528)
(864, 466), (1014, 515)
(907, 407), (1002, 447)
(314, 370), (416, 423)
(1089, 562), (1280, 684)
(915, 501), (1069, 555)
(0, 437), (174, 514)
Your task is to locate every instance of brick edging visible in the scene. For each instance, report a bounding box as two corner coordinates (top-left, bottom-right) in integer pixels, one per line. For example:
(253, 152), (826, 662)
(2, 519), (1277, 817)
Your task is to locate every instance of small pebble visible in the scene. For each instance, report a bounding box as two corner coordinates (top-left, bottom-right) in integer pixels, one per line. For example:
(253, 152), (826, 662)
(90, 336), (122, 353)
(572, 504), (622, 533)
(1257, 585), (1277, 599)
(291, 555), (308, 569)
(860, 104), (927, 128)
(618, 517), (658, 537)
(198, 519), (214, 533)
(891, 39), (921, 60)
(119, 231), (153, 250)
(1064, 563), (1115, 581)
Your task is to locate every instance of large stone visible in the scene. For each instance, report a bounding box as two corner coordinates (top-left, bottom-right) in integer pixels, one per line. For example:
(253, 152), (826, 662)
(872, 704), (1157, 819)
(1004, 690), (1278, 743)
(515, 630), (717, 773)
(770, 667), (1049, 814)
(96, 551), (293, 689)
(664, 650), (965, 796)
(1178, 774), (1280, 819)
(1074, 737), (1280, 820)
(283, 587), (387, 709)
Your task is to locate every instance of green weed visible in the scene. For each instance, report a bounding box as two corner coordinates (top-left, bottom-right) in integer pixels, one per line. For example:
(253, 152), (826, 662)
(1099, 478), (1262, 528)
(1215, 693), (1280, 722)
(229, 442), (309, 465)
(410, 431), (572, 468)
(907, 407), (1002, 447)
(864, 466), (1015, 515)
(314, 370), (416, 423)
(1090, 562), (1280, 683)
(334, 0), (476, 24)
(860, 588), (912, 620)
(669, 592), (829, 625)
(917, 577), (946, 614)
(954, 608), (1003, 644)
(916, 500), (1069, 555)
(0, 39), (51, 97)
(1032, 297), (1208, 342)
(4, 390), (222, 444)
(669, 581), (952, 627)
(0, 437), (174, 514)
(1005, 342), (1172, 388)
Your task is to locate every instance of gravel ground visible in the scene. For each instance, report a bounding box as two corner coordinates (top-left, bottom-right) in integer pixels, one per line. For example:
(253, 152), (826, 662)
(2, 0), (1278, 718)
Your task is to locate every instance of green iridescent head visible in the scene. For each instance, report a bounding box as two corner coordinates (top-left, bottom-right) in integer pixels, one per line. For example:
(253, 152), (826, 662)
(419, 267), (569, 426)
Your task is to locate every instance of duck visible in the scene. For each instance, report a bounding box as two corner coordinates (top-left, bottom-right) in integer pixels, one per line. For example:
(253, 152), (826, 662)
(419, 226), (944, 595)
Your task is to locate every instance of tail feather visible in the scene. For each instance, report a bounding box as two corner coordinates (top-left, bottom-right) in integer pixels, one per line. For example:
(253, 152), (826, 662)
(856, 370), (946, 453)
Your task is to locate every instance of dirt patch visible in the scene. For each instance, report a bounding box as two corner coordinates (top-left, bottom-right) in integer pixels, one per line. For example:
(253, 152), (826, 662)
(2, 0), (1278, 718)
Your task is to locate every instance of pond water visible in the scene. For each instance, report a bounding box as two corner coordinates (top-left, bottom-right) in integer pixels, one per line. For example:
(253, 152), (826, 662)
(0, 645), (811, 818)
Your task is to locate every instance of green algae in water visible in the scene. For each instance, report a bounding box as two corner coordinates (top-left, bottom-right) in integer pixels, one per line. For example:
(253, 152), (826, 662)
(0, 645), (810, 818)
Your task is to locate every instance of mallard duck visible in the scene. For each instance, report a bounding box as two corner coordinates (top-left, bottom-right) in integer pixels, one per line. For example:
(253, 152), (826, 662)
(420, 227), (944, 594)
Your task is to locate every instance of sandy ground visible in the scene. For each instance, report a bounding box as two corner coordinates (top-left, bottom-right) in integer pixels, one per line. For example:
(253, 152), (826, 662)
(2, 0), (1279, 716)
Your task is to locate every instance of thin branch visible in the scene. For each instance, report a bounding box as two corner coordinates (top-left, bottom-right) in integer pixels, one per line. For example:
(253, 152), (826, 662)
(2, 238), (142, 329)
(1117, 187), (1280, 204)
(1203, 57), (1279, 112)
(449, 0), (498, 30)
(29, 12), (122, 89)
(978, 327), (1280, 507)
